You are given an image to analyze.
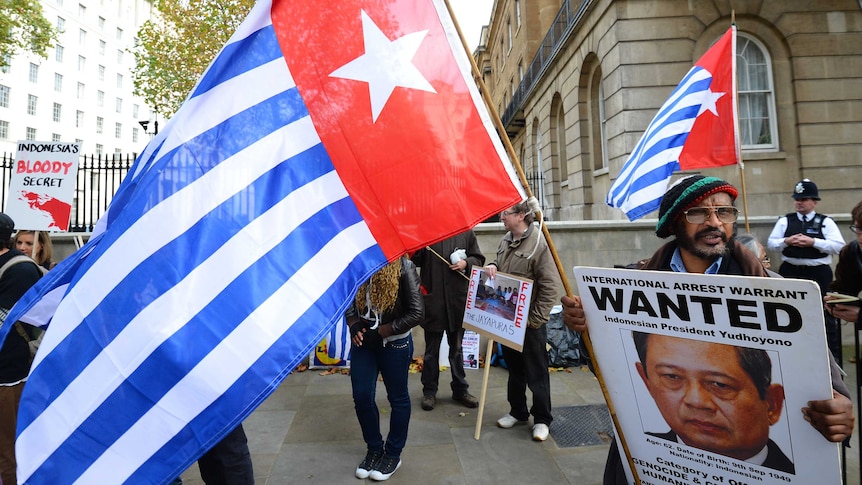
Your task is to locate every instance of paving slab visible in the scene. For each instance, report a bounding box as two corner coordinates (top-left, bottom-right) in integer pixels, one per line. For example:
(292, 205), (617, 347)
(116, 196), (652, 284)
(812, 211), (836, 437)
(178, 331), (861, 485)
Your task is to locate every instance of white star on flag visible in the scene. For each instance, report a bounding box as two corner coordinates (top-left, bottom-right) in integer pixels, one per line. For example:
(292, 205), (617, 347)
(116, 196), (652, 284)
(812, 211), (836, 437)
(330, 9), (437, 122)
(697, 88), (725, 117)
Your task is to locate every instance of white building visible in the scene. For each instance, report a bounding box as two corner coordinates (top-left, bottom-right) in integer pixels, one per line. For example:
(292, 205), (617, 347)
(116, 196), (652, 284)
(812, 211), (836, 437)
(0, 0), (155, 156)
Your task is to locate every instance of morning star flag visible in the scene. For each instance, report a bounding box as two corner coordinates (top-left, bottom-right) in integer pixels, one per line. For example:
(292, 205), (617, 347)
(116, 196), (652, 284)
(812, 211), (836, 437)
(606, 26), (739, 221)
(1, 1), (524, 483)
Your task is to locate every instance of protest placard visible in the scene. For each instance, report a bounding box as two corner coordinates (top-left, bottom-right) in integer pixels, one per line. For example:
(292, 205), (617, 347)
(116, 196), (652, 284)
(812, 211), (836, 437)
(462, 330), (480, 370)
(463, 267), (532, 352)
(5, 141), (80, 231)
(574, 266), (838, 485)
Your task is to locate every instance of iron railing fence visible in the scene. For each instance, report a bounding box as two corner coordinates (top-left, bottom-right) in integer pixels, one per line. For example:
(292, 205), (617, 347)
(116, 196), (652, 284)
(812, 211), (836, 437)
(502, 0), (593, 128)
(0, 152), (135, 232)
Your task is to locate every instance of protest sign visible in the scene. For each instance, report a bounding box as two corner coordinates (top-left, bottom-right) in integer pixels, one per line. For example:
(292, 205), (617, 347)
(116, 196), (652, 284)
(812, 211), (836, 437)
(574, 266), (838, 485)
(5, 141), (80, 231)
(462, 330), (480, 369)
(463, 267), (532, 352)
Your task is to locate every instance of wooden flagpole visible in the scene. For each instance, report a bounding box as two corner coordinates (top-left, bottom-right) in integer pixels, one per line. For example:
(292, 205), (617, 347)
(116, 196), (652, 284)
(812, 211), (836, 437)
(730, 13), (751, 233)
(425, 246), (470, 281)
(441, 2), (635, 472)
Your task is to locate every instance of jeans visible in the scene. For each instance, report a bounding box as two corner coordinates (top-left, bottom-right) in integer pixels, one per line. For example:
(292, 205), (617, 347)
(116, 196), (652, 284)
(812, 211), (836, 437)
(421, 328), (469, 397)
(501, 325), (552, 425)
(350, 334), (414, 458)
(197, 424), (254, 485)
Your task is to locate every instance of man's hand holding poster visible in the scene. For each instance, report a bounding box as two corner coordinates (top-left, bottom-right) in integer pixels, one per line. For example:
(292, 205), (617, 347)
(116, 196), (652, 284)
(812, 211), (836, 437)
(574, 267), (838, 485)
(463, 267), (532, 352)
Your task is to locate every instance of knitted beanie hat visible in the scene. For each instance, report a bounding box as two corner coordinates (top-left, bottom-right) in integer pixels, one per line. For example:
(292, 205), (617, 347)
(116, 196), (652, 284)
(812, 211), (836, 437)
(655, 175), (738, 238)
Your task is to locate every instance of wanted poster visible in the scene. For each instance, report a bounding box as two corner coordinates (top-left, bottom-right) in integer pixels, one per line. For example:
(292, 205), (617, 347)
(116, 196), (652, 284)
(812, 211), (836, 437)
(574, 266), (839, 485)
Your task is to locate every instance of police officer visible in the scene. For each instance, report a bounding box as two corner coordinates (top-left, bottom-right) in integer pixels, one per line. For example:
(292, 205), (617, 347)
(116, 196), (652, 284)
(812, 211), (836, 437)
(768, 179), (845, 358)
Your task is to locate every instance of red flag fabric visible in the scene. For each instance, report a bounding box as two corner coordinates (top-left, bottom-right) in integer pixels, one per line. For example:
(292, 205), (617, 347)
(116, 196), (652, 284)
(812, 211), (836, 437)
(607, 26), (739, 220)
(679, 26), (738, 170)
(273, 0), (525, 258)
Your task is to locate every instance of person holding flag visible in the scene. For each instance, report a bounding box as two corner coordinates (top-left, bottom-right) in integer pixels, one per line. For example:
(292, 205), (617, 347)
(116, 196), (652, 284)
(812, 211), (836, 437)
(411, 230), (485, 411)
(485, 199), (562, 442)
(561, 175), (854, 484)
(567, 22), (853, 482)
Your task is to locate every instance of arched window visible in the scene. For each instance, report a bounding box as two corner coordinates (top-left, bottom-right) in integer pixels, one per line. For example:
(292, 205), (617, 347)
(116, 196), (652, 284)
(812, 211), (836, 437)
(590, 65), (608, 171)
(515, 0), (521, 28)
(551, 94), (567, 187)
(737, 33), (778, 150)
(531, 119), (547, 210)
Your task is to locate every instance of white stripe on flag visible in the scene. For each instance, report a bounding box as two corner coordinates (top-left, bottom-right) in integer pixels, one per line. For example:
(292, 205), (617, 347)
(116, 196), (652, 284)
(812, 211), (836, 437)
(75, 221), (377, 484)
(606, 68), (712, 216)
(132, 0), (277, 181)
(18, 127), (330, 479)
(36, 116), (319, 358)
(133, 57), (296, 183)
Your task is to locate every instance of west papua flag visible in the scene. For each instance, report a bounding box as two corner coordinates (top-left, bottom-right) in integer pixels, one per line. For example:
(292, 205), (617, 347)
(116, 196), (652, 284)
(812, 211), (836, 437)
(1, 1), (524, 483)
(606, 26), (739, 221)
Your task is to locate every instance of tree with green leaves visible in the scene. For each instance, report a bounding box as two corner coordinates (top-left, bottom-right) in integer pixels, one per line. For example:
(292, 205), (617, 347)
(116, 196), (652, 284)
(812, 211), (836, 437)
(132, 0), (256, 119)
(0, 0), (57, 65)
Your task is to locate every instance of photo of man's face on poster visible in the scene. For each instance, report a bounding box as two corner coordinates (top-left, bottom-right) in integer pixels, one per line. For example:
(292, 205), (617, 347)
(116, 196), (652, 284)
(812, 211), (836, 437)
(630, 331), (794, 475)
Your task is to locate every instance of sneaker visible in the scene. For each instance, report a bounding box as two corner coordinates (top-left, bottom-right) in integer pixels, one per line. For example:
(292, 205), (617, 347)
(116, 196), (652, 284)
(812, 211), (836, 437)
(532, 423), (550, 441)
(355, 449), (383, 479)
(496, 413), (528, 428)
(421, 394), (436, 411)
(453, 392), (479, 408)
(369, 454), (401, 481)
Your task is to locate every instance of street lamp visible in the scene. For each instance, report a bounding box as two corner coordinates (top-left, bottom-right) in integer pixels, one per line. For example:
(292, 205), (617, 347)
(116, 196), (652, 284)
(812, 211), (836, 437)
(138, 119), (159, 136)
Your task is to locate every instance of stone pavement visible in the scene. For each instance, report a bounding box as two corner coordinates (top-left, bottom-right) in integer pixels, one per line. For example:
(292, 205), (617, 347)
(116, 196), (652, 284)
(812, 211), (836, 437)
(179, 326), (862, 485)
(179, 359), (610, 485)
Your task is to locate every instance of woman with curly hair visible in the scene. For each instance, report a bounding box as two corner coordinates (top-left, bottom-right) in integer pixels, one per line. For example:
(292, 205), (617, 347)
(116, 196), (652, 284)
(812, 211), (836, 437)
(346, 256), (423, 481)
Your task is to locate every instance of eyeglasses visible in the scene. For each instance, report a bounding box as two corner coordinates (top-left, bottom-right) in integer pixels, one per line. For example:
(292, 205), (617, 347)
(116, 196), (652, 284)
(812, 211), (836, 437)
(851, 225), (862, 234)
(682, 206), (739, 224)
(501, 210), (520, 217)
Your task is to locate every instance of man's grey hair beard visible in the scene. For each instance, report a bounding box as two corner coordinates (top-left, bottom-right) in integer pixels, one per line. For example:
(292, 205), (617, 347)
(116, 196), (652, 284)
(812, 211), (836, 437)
(673, 220), (734, 261)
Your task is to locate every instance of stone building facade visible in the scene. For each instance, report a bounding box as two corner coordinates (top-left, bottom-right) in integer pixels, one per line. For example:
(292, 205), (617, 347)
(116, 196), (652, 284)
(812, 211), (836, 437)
(476, 0), (862, 221)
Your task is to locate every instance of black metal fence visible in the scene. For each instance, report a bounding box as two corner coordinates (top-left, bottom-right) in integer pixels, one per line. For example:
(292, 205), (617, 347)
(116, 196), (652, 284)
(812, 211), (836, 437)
(502, 0), (593, 128)
(0, 152), (135, 232)
(481, 169), (546, 223)
(525, 169), (546, 214)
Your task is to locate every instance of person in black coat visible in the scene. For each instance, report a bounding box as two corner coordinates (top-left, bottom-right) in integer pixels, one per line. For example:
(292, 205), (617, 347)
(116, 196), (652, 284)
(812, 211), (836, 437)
(411, 230), (484, 410)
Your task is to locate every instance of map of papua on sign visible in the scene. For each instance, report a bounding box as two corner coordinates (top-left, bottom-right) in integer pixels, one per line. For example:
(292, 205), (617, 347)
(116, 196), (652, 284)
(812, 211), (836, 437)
(5, 141), (80, 231)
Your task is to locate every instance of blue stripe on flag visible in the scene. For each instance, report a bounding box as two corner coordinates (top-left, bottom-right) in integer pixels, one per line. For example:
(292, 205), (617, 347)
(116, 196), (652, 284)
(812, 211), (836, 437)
(191, 24), (283, 99)
(609, 71), (710, 199)
(8, 2), (392, 482)
(29, 198), (380, 482)
(19, 141), (333, 425)
(606, 66), (713, 220)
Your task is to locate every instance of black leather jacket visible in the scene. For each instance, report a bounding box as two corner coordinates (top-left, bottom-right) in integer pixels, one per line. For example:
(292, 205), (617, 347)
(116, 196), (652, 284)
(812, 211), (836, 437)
(346, 257), (424, 336)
